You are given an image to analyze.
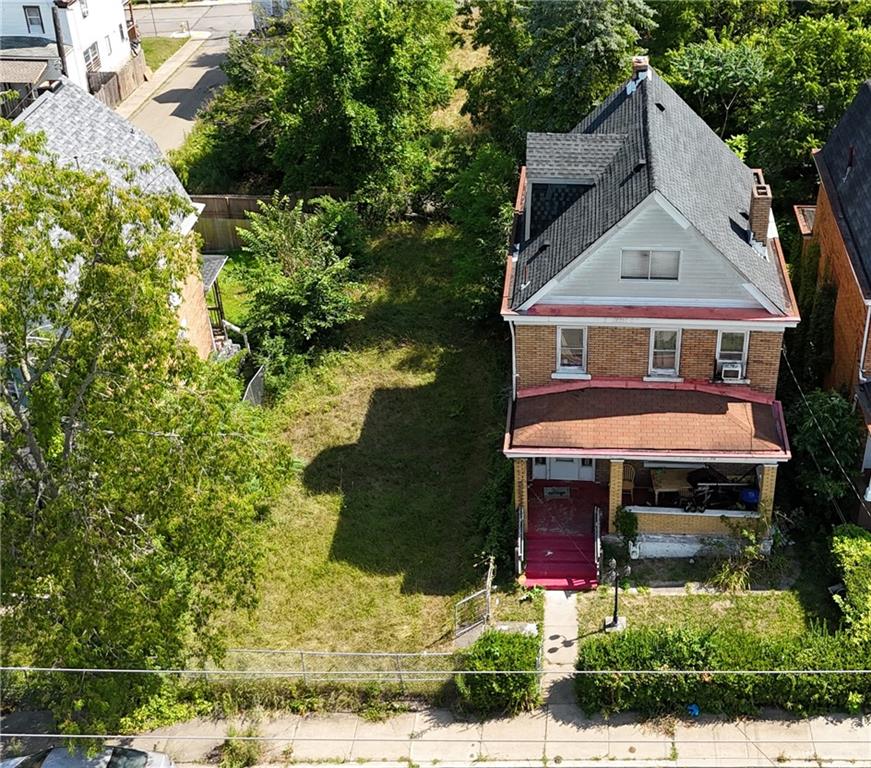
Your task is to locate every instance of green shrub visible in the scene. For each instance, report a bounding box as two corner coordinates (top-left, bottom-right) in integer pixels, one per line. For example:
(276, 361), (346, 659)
(221, 725), (262, 768)
(832, 524), (871, 643)
(456, 630), (541, 715)
(575, 625), (870, 717)
(474, 456), (515, 574)
(614, 506), (638, 544)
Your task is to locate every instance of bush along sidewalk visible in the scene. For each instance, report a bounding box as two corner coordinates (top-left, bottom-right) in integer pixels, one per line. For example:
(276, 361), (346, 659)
(456, 630), (541, 715)
(575, 625), (870, 717)
(831, 523), (871, 643)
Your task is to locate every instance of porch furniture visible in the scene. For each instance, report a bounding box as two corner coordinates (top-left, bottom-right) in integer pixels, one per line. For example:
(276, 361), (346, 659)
(622, 464), (636, 502)
(651, 468), (692, 505)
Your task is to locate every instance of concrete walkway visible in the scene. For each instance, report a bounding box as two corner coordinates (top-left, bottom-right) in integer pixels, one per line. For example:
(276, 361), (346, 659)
(542, 590), (579, 705)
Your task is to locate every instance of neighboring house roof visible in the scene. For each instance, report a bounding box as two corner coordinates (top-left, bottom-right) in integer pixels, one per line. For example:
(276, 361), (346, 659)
(511, 69), (790, 314)
(815, 79), (871, 297)
(507, 383), (789, 461)
(0, 59), (48, 84)
(14, 79), (191, 207)
(201, 254), (228, 293)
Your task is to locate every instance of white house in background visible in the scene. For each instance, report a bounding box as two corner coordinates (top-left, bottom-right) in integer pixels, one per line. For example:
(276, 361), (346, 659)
(0, 0), (135, 91)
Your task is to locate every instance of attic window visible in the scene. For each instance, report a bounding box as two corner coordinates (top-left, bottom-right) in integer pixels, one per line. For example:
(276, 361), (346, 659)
(621, 249), (680, 280)
(655, 102), (665, 112)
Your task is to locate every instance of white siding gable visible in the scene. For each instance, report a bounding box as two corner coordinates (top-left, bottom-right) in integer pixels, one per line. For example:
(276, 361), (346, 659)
(530, 193), (765, 309)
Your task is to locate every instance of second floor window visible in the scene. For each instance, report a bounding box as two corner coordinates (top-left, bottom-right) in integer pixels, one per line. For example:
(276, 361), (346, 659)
(24, 6), (44, 33)
(650, 329), (680, 376)
(83, 42), (101, 72)
(621, 249), (680, 280)
(717, 331), (748, 363)
(558, 327), (586, 371)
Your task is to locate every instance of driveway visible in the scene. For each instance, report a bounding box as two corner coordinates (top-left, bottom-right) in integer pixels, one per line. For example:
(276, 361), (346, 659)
(128, 3), (254, 152)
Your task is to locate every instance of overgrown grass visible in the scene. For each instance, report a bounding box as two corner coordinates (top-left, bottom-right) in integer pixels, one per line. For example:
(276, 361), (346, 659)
(217, 251), (250, 326)
(577, 590), (816, 640)
(224, 223), (508, 652)
(141, 37), (187, 71)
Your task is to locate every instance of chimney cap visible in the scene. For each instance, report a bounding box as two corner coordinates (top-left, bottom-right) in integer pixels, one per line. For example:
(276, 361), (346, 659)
(632, 55), (650, 73)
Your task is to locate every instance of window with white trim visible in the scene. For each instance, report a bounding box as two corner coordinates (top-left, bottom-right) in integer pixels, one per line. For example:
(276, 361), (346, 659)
(557, 327), (586, 371)
(621, 249), (680, 280)
(650, 329), (680, 375)
(83, 42), (101, 72)
(23, 6), (44, 33)
(716, 330), (748, 378)
(80, 0), (89, 17)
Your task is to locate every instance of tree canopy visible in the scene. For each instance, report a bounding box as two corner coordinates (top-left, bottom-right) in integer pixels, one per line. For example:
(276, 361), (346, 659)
(0, 120), (279, 729)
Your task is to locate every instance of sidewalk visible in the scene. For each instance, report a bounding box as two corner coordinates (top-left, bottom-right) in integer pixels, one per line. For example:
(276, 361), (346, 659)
(116, 32), (210, 121)
(117, 707), (871, 766)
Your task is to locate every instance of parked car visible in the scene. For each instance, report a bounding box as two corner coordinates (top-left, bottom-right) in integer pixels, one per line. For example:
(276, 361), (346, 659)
(1, 747), (172, 768)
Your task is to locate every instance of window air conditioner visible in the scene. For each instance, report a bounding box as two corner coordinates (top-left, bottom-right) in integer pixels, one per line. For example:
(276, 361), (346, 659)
(719, 361), (744, 381)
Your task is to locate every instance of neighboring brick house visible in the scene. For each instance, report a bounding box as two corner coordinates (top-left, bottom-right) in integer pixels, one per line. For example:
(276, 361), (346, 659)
(14, 78), (230, 360)
(503, 58), (799, 589)
(793, 79), (871, 508)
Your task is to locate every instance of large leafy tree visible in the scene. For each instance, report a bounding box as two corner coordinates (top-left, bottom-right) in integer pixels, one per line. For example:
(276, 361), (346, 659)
(172, 0), (454, 201)
(0, 121), (278, 729)
(461, 0), (655, 158)
(748, 15), (871, 202)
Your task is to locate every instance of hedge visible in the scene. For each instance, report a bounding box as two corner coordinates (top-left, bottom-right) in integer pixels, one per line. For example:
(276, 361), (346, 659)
(575, 626), (870, 717)
(456, 630), (541, 715)
(831, 524), (871, 643)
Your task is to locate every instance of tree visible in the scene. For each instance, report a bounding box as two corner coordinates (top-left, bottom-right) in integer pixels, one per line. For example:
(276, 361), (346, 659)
(239, 197), (361, 390)
(786, 390), (864, 522)
(172, 0), (454, 205)
(748, 15), (871, 202)
(461, 0), (655, 158)
(664, 38), (763, 138)
(0, 121), (278, 730)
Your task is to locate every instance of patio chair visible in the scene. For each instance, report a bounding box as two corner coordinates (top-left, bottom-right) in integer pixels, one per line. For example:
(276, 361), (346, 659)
(622, 464), (636, 503)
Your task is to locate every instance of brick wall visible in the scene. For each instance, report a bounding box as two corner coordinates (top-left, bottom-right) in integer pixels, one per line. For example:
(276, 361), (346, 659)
(814, 184), (867, 394)
(746, 331), (782, 394)
(515, 325), (555, 388)
(179, 270), (213, 360)
(587, 327), (649, 377)
(635, 511), (741, 536)
(514, 322), (783, 394)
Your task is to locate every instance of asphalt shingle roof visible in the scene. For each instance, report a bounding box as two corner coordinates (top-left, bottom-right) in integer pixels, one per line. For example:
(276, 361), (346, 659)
(511, 70), (791, 313)
(526, 133), (626, 180)
(815, 79), (871, 297)
(15, 79), (190, 205)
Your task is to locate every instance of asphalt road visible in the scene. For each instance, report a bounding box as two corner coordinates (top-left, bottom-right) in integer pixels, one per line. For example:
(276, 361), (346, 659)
(128, 3), (254, 152)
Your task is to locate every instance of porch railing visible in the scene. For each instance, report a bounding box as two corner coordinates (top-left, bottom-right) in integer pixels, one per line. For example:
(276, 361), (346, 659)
(515, 505), (525, 575)
(593, 505), (602, 576)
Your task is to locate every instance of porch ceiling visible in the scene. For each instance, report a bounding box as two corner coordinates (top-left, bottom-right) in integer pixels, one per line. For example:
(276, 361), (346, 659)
(507, 385), (789, 460)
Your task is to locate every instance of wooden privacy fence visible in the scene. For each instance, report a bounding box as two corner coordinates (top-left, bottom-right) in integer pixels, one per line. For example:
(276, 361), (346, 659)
(192, 188), (342, 253)
(88, 50), (147, 108)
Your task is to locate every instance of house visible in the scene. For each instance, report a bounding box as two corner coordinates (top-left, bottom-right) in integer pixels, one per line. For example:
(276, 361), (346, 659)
(0, 0), (144, 114)
(14, 78), (231, 359)
(502, 58), (799, 590)
(793, 78), (871, 516)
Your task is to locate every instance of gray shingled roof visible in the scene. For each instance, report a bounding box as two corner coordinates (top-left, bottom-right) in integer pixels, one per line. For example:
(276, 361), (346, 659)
(201, 254), (227, 292)
(14, 79), (190, 205)
(512, 70), (791, 313)
(815, 79), (871, 297)
(527, 133), (626, 180)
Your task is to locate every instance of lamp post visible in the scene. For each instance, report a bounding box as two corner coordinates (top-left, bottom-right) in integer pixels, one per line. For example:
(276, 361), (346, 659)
(604, 557), (631, 633)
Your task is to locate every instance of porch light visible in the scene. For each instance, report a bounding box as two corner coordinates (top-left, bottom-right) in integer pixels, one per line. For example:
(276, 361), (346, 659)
(604, 557), (631, 633)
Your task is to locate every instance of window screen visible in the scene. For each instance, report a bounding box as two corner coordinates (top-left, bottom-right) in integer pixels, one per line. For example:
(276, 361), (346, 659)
(651, 330), (678, 373)
(718, 332), (746, 361)
(559, 328), (585, 369)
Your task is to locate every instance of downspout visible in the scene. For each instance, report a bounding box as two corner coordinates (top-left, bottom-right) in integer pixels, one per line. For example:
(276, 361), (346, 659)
(51, 5), (68, 77)
(859, 304), (871, 384)
(509, 320), (517, 401)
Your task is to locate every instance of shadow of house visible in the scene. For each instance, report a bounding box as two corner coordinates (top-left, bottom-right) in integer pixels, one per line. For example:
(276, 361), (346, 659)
(302, 346), (505, 597)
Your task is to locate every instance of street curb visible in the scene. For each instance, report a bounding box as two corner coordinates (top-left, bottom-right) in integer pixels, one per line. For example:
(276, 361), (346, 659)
(115, 31), (211, 121)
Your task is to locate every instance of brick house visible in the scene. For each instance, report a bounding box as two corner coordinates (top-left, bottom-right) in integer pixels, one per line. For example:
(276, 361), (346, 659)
(502, 58), (799, 589)
(14, 78), (232, 359)
(793, 78), (871, 509)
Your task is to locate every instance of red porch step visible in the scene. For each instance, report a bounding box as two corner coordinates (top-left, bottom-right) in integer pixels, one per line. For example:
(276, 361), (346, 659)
(523, 575), (599, 590)
(523, 534), (599, 591)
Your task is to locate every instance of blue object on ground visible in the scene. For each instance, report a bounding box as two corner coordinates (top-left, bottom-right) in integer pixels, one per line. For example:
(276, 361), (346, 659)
(740, 488), (760, 504)
(687, 703), (700, 717)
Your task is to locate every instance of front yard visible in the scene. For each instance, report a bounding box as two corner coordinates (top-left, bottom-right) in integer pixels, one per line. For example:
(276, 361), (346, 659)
(223, 223), (509, 652)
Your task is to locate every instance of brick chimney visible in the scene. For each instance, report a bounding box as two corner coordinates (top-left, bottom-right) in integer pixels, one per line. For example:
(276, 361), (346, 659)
(749, 169), (772, 244)
(632, 55), (649, 79)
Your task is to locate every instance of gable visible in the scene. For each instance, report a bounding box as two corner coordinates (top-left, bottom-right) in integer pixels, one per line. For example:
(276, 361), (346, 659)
(528, 194), (766, 309)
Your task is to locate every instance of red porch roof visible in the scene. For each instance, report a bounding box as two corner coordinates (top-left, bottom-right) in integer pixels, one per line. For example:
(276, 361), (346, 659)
(505, 382), (790, 461)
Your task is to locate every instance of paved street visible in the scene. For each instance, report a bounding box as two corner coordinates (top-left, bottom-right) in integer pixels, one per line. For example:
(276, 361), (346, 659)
(127, 3), (254, 151)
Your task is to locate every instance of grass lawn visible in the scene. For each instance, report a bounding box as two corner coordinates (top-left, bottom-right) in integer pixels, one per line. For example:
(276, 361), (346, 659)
(141, 37), (187, 72)
(217, 252), (249, 326)
(224, 223), (508, 652)
(578, 589), (820, 640)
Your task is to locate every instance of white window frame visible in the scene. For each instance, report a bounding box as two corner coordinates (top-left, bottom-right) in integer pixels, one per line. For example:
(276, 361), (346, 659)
(648, 328), (681, 376)
(80, 0), (89, 17)
(104, 35), (112, 56)
(23, 6), (44, 33)
(555, 325), (587, 375)
(83, 42), (101, 72)
(620, 248), (681, 281)
(716, 330), (748, 364)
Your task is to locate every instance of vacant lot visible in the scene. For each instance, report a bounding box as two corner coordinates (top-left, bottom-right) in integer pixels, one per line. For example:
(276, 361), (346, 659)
(224, 223), (509, 652)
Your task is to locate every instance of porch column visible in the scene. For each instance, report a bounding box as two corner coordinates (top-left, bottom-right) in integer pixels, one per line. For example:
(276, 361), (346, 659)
(608, 459), (624, 530)
(513, 458), (528, 533)
(758, 464), (777, 523)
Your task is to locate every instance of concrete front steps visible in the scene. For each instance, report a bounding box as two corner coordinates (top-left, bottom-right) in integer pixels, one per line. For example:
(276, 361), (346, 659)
(523, 535), (599, 590)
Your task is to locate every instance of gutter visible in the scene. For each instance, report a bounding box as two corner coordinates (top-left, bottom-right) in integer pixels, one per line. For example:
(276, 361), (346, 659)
(860, 305), (871, 384)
